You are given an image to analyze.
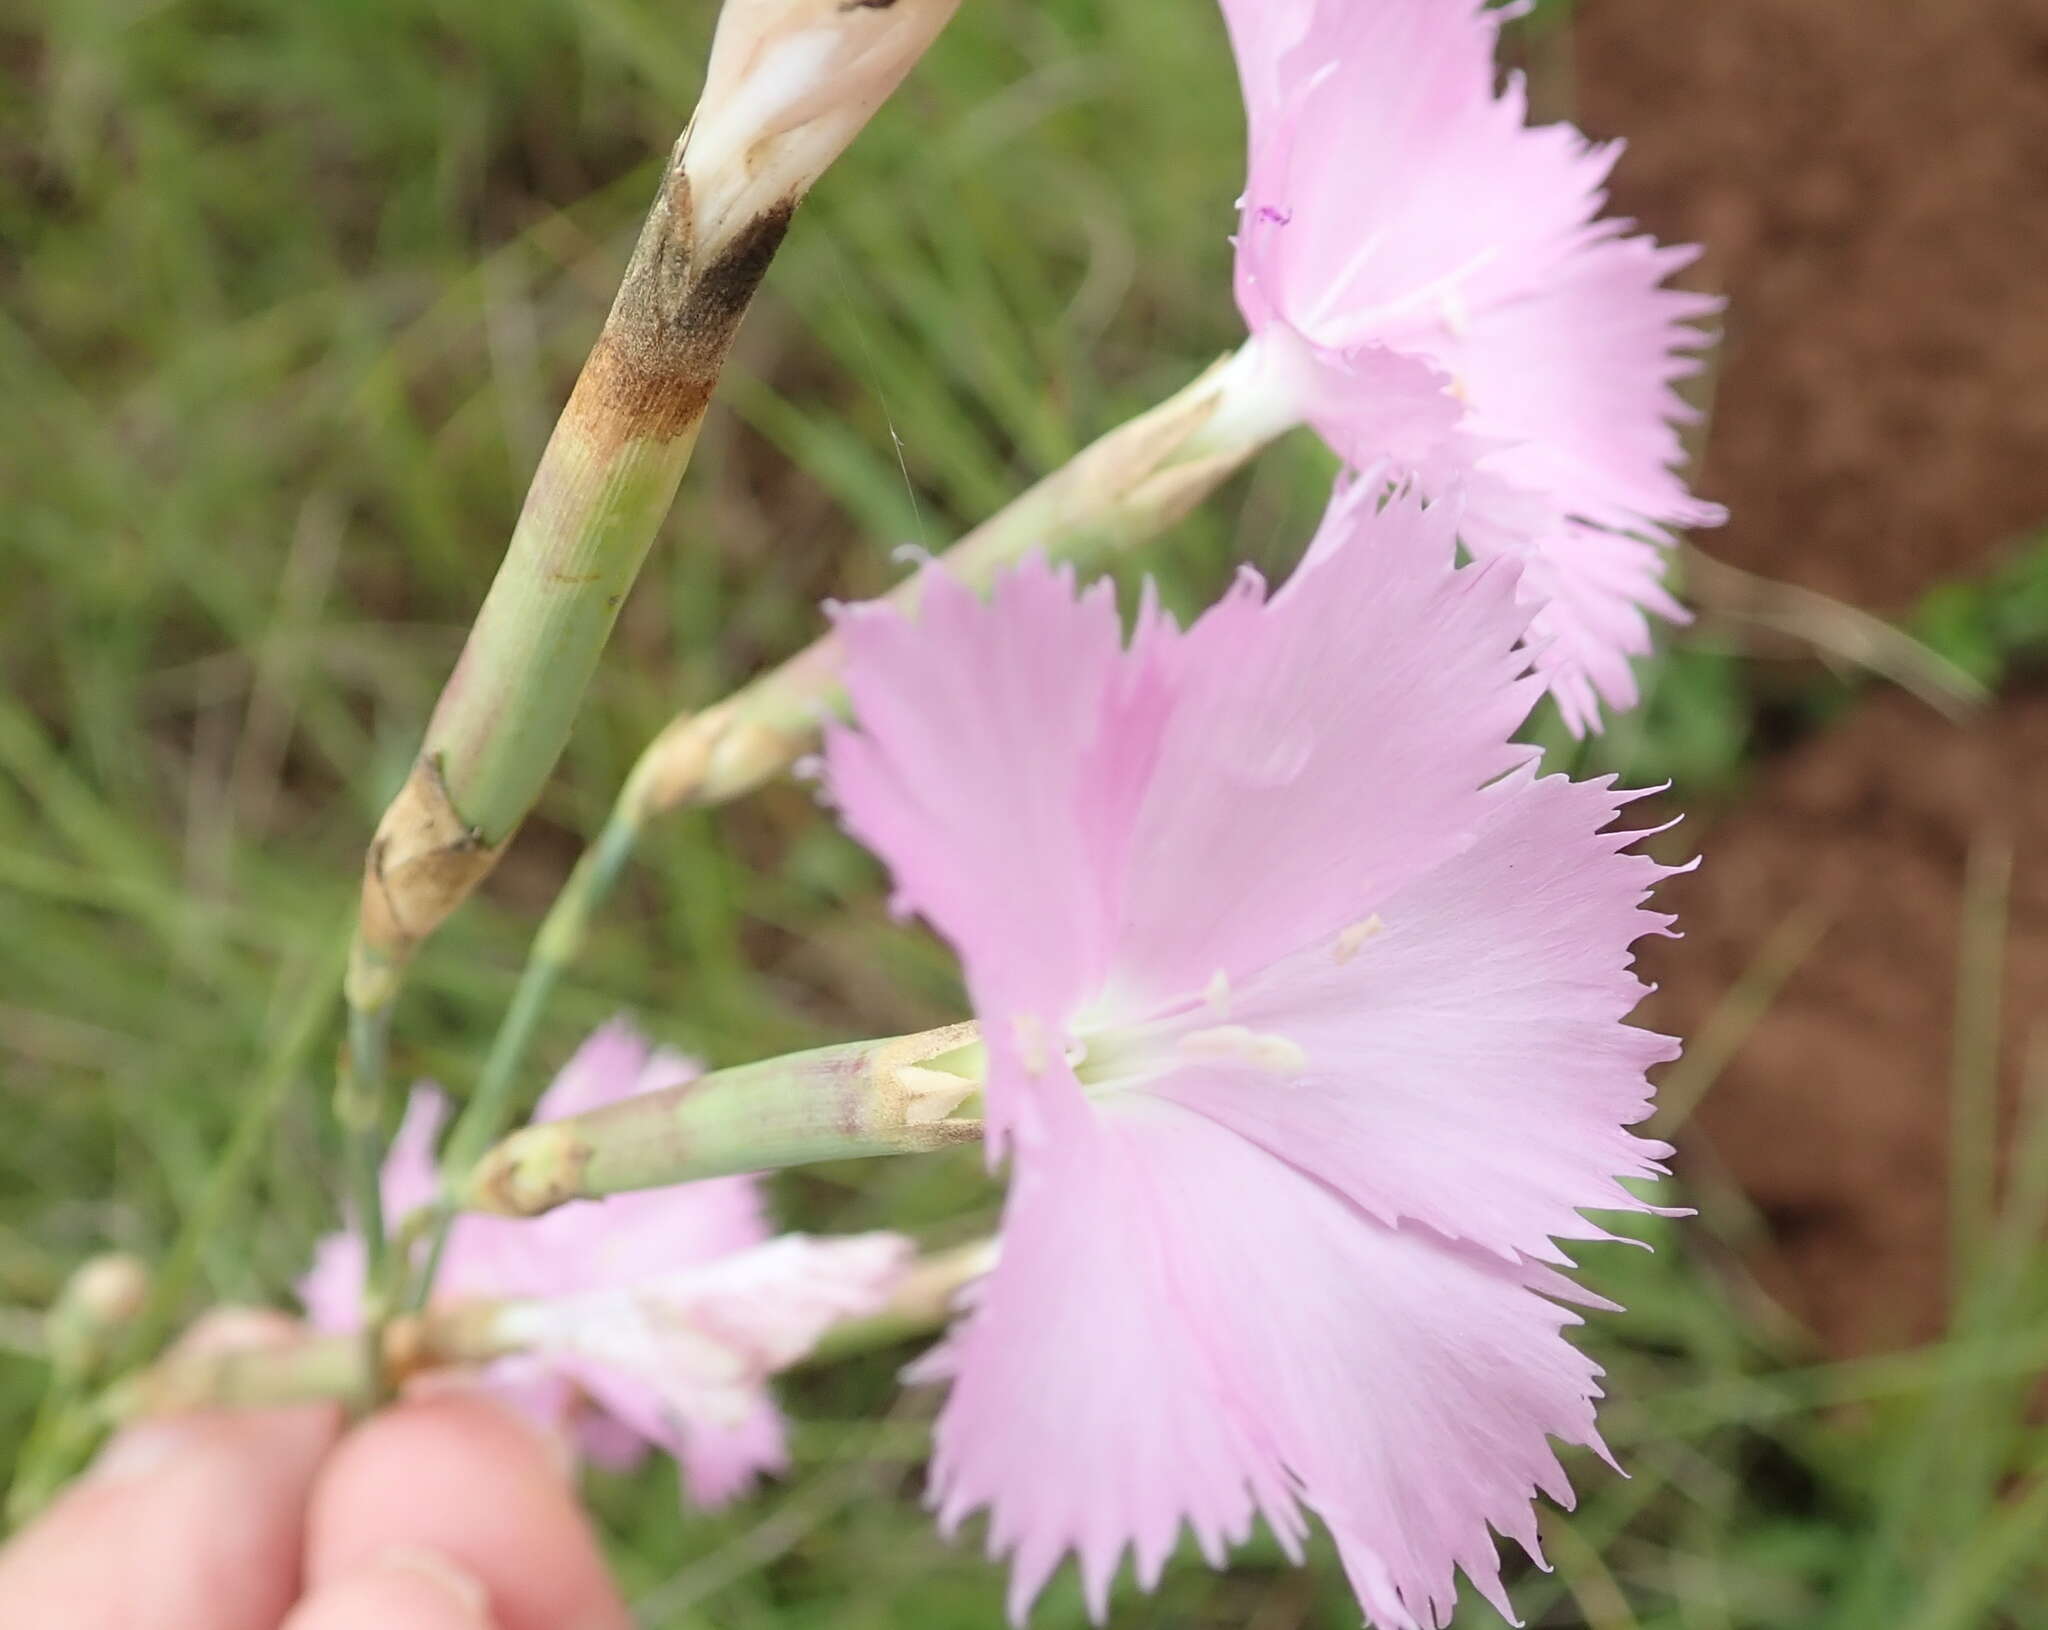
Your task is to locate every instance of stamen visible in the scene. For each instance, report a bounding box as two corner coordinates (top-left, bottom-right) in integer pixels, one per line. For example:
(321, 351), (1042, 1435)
(1177, 1025), (1308, 1075)
(898, 1066), (977, 1125)
(1334, 914), (1385, 964)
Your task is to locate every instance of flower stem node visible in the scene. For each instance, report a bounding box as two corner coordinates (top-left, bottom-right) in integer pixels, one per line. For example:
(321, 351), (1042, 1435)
(350, 758), (499, 1006)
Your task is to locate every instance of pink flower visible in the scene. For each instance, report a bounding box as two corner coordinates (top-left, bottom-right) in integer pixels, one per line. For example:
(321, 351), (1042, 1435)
(1216, 0), (1723, 732)
(302, 1019), (904, 1507)
(493, 1232), (914, 1470)
(823, 484), (1684, 1625)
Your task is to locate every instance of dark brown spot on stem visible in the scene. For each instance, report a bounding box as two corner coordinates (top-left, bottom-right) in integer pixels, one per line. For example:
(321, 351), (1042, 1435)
(689, 201), (795, 340)
(564, 334), (717, 454)
(566, 187), (796, 455)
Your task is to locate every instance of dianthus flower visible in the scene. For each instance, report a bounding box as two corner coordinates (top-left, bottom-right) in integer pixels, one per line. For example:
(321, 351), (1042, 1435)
(1215, 0), (1722, 731)
(823, 483), (1685, 1625)
(302, 1019), (908, 1506)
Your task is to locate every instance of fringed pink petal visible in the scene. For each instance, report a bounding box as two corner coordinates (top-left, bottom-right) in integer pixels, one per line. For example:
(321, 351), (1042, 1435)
(1153, 765), (1685, 1266)
(927, 1095), (1615, 1626)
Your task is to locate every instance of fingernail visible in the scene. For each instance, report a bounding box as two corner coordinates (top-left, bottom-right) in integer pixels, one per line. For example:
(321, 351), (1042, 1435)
(87, 1421), (190, 1485)
(370, 1546), (491, 1620)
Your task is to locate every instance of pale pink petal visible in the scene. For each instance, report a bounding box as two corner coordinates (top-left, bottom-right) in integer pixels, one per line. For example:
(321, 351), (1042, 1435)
(295, 1232), (367, 1335)
(491, 1167), (769, 1304)
(1229, 2), (1578, 358)
(919, 1078), (1298, 1624)
(576, 1407), (654, 1472)
(1470, 510), (1692, 735)
(380, 1088), (448, 1219)
(676, 1394), (790, 1508)
(826, 562), (1146, 1151)
(1110, 483), (1539, 1006)
(1212, 0), (1313, 135)
(544, 1363), (788, 1504)
(1154, 765), (1683, 1267)
(826, 565), (1134, 1030)
(507, 1233), (913, 1509)
(927, 1091), (1611, 1626)
(672, 1232), (916, 1372)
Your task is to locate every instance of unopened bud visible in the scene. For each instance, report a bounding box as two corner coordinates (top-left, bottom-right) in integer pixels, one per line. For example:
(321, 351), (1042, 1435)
(46, 1254), (151, 1379)
(685, 0), (961, 261)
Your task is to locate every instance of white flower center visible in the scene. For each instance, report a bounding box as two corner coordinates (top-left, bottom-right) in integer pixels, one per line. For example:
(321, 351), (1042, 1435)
(1062, 979), (1307, 1098)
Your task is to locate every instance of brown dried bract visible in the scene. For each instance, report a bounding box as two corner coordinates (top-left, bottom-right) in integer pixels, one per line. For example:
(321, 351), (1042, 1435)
(355, 756), (505, 974)
(465, 1127), (596, 1219)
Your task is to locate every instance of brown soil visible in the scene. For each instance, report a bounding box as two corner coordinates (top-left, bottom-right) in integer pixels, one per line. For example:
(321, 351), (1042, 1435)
(1579, 0), (2048, 612)
(1639, 692), (2048, 1353)
(1575, 0), (2048, 1351)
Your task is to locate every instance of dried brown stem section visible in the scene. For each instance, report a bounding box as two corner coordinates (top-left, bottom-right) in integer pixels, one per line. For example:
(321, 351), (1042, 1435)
(352, 759), (502, 1006)
(566, 166), (794, 457)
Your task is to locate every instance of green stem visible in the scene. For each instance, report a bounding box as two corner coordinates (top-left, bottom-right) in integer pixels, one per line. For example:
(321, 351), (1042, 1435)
(4, 1403), (100, 1525)
(335, 1000), (396, 1405)
(101, 1303), (516, 1423)
(108, 1331), (376, 1420)
(9, 1256), (154, 1507)
(338, 1001), (392, 1278)
(128, 929), (352, 1368)
(343, 145), (747, 1010)
(463, 1026), (986, 1218)
(345, 0), (963, 1007)
(461, 810), (642, 1177)
(403, 809), (645, 1308)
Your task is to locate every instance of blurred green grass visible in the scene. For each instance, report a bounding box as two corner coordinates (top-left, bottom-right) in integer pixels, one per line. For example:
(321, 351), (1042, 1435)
(2, 0), (2046, 1624)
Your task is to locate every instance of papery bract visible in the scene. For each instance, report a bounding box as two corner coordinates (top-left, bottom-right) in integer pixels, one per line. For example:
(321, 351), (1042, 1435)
(1218, 0), (1723, 731)
(823, 484), (1685, 1626)
(302, 1019), (878, 1507)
